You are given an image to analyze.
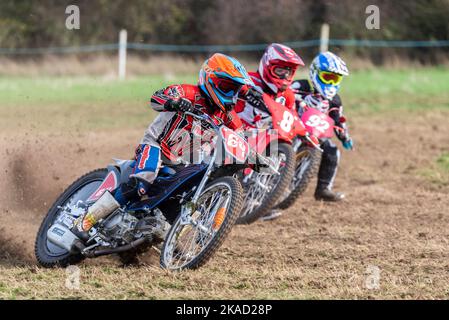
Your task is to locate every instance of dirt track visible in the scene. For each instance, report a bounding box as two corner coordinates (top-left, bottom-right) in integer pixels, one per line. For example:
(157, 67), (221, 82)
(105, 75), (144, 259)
(0, 109), (448, 299)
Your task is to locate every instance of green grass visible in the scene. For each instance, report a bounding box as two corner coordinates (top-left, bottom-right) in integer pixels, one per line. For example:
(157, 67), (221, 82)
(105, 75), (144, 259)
(418, 152), (449, 187)
(0, 74), (195, 132)
(0, 74), (196, 106)
(437, 152), (449, 171)
(0, 68), (448, 132)
(340, 67), (449, 111)
(1, 68), (448, 108)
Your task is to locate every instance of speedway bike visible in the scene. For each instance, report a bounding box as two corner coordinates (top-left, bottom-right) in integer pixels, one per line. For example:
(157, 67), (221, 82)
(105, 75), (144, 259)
(35, 111), (276, 270)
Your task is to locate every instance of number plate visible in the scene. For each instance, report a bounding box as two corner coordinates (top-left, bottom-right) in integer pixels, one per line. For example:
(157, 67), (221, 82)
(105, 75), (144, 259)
(301, 108), (335, 138)
(220, 127), (249, 163)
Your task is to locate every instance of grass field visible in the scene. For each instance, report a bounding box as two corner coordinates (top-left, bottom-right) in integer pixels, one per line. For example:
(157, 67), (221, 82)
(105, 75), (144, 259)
(0, 67), (448, 299)
(1, 67), (448, 131)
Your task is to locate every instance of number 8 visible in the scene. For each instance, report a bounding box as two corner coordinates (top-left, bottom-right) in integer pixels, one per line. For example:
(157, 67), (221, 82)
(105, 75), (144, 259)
(280, 111), (294, 132)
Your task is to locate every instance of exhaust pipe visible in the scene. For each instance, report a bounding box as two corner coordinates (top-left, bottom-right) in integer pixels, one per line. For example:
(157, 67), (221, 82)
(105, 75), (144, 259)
(85, 237), (148, 258)
(48, 223), (149, 258)
(47, 224), (84, 252)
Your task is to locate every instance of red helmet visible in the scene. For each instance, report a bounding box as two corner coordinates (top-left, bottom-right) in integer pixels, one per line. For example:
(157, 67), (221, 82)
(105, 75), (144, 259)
(258, 43), (304, 93)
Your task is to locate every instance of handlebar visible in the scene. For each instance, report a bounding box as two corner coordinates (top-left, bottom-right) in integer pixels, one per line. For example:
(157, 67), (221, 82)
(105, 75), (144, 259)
(304, 133), (324, 153)
(184, 111), (220, 131)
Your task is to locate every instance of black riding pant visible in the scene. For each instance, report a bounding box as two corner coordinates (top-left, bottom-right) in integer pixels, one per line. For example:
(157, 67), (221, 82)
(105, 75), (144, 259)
(317, 139), (340, 190)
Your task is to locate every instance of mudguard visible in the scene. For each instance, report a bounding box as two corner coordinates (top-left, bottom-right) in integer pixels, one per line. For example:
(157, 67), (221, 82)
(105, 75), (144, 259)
(111, 159), (136, 184)
(86, 160), (133, 202)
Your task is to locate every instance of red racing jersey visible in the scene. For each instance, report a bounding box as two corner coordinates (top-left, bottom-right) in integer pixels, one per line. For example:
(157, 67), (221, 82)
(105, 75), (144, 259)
(235, 71), (296, 128)
(144, 84), (243, 161)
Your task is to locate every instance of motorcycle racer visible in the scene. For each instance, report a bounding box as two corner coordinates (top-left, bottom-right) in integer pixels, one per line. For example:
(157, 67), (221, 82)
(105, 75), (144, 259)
(233, 43), (304, 221)
(75, 53), (253, 233)
(234, 43), (304, 128)
(291, 51), (353, 202)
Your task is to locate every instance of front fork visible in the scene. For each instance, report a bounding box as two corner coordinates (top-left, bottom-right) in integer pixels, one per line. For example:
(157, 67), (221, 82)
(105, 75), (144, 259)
(179, 151), (217, 231)
(292, 137), (302, 153)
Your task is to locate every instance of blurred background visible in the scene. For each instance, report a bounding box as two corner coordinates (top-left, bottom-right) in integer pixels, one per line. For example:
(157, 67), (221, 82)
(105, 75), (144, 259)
(1, 0), (449, 76)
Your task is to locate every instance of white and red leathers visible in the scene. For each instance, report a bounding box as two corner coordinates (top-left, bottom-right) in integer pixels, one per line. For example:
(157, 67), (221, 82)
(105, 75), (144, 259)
(135, 84), (242, 181)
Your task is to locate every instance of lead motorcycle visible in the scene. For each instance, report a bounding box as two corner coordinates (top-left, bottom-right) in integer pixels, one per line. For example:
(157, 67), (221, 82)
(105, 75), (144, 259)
(35, 111), (275, 271)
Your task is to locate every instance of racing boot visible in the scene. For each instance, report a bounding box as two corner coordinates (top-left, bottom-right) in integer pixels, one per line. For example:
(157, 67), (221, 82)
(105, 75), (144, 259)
(114, 175), (155, 202)
(314, 187), (345, 202)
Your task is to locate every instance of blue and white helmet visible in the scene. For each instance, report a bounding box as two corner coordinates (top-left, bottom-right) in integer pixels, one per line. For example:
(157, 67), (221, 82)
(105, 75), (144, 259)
(310, 52), (349, 100)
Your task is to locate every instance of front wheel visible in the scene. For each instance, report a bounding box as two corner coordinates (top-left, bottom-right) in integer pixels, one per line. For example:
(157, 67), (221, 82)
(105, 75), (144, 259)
(275, 146), (321, 210)
(160, 176), (243, 270)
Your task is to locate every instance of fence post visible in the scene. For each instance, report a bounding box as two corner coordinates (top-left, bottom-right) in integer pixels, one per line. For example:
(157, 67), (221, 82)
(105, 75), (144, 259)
(118, 29), (127, 80)
(320, 23), (330, 53)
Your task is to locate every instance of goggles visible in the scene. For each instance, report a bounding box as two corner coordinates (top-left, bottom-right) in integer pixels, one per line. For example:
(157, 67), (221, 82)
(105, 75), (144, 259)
(272, 66), (293, 79)
(318, 71), (343, 85)
(214, 78), (243, 97)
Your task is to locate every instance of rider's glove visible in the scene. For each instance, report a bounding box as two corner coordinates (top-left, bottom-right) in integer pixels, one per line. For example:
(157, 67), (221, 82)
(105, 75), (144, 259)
(335, 122), (353, 150)
(166, 98), (195, 113)
(245, 87), (266, 110)
(342, 137), (354, 150)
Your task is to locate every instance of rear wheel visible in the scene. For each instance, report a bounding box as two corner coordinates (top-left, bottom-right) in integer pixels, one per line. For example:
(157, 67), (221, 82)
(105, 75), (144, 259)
(34, 169), (108, 268)
(160, 176), (242, 270)
(275, 147), (321, 210)
(236, 142), (295, 224)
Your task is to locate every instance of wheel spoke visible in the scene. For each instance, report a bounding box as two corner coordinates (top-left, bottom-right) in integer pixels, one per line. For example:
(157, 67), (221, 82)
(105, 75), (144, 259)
(162, 182), (233, 269)
(292, 155), (311, 189)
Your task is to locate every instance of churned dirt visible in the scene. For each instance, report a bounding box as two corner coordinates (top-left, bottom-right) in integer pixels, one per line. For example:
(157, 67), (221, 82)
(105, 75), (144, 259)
(0, 109), (448, 299)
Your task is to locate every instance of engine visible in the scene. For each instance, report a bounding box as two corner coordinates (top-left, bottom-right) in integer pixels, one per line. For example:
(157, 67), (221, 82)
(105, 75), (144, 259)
(101, 210), (139, 244)
(100, 208), (170, 245)
(47, 200), (170, 254)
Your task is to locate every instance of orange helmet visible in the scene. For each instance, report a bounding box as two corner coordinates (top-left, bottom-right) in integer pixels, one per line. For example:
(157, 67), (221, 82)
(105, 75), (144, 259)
(199, 53), (253, 112)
